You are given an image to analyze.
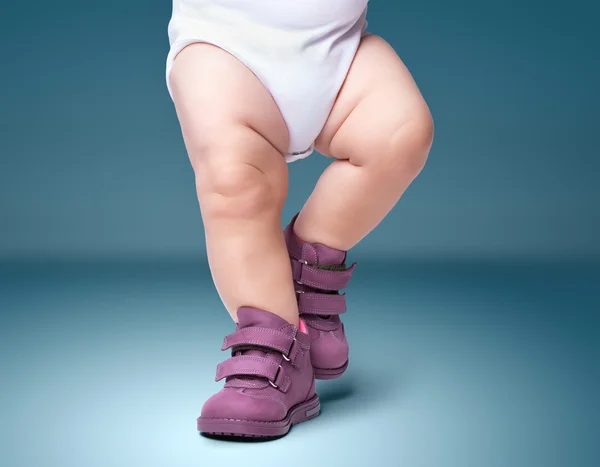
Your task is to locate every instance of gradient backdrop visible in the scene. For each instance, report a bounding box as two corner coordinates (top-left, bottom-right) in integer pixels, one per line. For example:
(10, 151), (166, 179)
(0, 1), (598, 466)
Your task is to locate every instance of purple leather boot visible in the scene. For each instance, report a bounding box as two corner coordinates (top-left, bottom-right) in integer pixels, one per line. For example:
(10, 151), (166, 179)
(197, 306), (320, 438)
(284, 215), (357, 380)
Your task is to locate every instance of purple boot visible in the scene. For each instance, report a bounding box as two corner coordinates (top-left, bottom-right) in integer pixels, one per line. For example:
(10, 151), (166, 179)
(197, 307), (320, 438)
(284, 215), (357, 380)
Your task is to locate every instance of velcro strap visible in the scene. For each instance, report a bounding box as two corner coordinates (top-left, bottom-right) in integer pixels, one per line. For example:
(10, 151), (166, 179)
(297, 292), (347, 315)
(292, 260), (356, 291)
(221, 327), (296, 356)
(215, 355), (281, 382)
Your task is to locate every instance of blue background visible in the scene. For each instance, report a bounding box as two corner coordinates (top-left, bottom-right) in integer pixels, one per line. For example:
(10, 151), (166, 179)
(1, 0), (598, 260)
(0, 1), (598, 466)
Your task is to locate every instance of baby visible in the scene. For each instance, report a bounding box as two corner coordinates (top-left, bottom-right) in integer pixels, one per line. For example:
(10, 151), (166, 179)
(166, 0), (433, 438)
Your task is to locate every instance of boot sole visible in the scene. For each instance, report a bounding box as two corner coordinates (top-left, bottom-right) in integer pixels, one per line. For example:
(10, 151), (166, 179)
(313, 359), (349, 380)
(197, 393), (320, 439)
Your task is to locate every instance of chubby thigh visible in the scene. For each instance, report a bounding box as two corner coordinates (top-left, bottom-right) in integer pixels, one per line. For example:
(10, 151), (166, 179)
(168, 43), (290, 204)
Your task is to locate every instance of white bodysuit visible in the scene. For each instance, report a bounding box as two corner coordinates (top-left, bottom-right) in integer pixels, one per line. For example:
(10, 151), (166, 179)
(166, 0), (369, 162)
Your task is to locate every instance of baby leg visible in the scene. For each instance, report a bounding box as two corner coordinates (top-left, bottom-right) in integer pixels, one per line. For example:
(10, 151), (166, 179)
(295, 35), (434, 249)
(169, 44), (299, 325)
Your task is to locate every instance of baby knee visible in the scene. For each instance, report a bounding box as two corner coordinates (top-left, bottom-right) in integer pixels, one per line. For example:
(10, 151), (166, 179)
(187, 125), (288, 219)
(197, 158), (282, 219)
(385, 109), (434, 177)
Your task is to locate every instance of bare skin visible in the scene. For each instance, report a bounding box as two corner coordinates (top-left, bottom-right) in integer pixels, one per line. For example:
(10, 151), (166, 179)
(297, 35), (434, 250)
(169, 35), (433, 325)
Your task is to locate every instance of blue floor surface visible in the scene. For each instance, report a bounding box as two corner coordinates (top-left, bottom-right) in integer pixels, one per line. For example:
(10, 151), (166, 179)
(1, 259), (598, 467)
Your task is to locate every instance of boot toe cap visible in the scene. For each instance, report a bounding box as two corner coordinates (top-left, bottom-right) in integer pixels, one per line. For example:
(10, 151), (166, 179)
(200, 388), (287, 422)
